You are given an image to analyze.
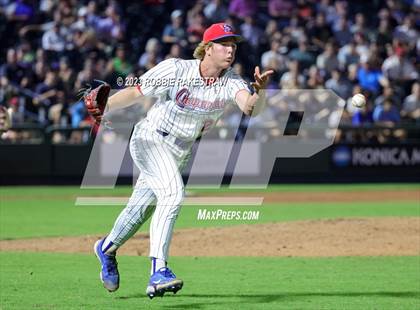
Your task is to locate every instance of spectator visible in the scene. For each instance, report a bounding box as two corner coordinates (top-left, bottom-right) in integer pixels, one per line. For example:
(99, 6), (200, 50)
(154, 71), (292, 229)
(317, 0), (335, 19)
(296, 0), (314, 21)
(373, 96), (407, 142)
(373, 99), (401, 125)
(280, 60), (305, 89)
(41, 22), (66, 54)
(34, 70), (61, 108)
(0, 76), (15, 108)
(94, 58), (107, 81)
(73, 28), (100, 54)
(386, 0), (405, 24)
(382, 43), (419, 82)
(15, 42), (35, 67)
(107, 46), (133, 77)
(0, 106), (11, 133)
(268, 0), (294, 20)
(346, 63), (359, 85)
(374, 18), (393, 47)
(306, 65), (324, 89)
(48, 101), (65, 143)
(4, 0), (34, 22)
(165, 43), (184, 59)
(8, 96), (25, 125)
(283, 15), (305, 43)
(393, 14), (418, 47)
(350, 13), (369, 35)
(338, 41), (360, 69)
(308, 12), (333, 50)
(333, 16), (352, 46)
(85, 1), (100, 28)
(240, 16), (264, 50)
(325, 69), (352, 100)
(95, 4), (124, 43)
(228, 0), (258, 20)
(204, 0), (229, 23)
(69, 100), (87, 128)
(352, 103), (374, 127)
(260, 39), (288, 72)
(75, 59), (95, 91)
(138, 38), (163, 69)
(33, 58), (48, 86)
(374, 86), (401, 107)
(328, 0), (349, 28)
(233, 62), (245, 78)
(71, 6), (89, 32)
(0, 48), (26, 84)
(338, 32), (369, 65)
(366, 42), (384, 66)
(264, 19), (280, 41)
(288, 37), (315, 70)
(162, 10), (187, 46)
(377, 7), (398, 29)
(357, 57), (385, 95)
(187, 12), (207, 45)
(186, 2), (205, 27)
(316, 41), (339, 74)
(58, 57), (76, 94)
(401, 82), (420, 122)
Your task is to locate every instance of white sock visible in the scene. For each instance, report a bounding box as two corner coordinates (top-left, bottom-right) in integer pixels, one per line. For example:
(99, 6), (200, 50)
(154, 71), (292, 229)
(151, 257), (166, 275)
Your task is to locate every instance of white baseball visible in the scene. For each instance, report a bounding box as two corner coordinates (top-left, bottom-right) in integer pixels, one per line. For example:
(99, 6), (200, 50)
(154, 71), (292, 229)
(351, 94), (366, 108)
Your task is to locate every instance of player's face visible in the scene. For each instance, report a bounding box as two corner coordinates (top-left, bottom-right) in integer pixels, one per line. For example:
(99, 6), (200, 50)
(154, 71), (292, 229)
(210, 39), (237, 68)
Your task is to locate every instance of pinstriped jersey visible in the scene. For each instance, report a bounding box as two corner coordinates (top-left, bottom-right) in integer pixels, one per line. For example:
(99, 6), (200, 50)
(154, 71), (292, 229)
(138, 58), (249, 141)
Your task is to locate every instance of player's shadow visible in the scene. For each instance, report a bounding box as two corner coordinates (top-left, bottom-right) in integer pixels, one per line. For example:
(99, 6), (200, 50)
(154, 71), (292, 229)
(116, 291), (419, 308)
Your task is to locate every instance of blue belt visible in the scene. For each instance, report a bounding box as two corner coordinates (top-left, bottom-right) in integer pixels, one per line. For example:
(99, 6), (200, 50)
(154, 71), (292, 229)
(156, 129), (195, 149)
(156, 129), (169, 137)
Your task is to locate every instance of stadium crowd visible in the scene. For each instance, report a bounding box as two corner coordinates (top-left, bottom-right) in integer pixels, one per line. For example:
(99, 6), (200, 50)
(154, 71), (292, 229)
(0, 0), (419, 143)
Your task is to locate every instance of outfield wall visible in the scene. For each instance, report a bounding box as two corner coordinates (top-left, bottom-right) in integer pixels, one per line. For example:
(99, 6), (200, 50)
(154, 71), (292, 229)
(1, 142), (419, 185)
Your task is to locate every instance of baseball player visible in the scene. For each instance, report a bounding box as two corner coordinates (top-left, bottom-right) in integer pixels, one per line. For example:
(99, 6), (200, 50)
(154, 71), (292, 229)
(87, 23), (273, 298)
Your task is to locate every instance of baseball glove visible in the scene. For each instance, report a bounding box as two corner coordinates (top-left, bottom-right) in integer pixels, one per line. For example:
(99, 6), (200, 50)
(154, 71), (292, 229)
(82, 82), (111, 126)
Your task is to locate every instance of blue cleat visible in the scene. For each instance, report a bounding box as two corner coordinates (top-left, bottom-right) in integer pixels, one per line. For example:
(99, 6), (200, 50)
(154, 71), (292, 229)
(94, 238), (119, 292)
(146, 267), (183, 299)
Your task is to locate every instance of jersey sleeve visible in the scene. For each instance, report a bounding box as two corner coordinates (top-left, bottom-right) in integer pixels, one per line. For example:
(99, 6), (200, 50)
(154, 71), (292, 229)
(138, 58), (177, 97)
(226, 72), (250, 105)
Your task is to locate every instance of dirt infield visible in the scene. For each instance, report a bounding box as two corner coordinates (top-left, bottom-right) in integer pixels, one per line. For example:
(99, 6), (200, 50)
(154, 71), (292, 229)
(2, 189), (419, 257)
(1, 217), (419, 257)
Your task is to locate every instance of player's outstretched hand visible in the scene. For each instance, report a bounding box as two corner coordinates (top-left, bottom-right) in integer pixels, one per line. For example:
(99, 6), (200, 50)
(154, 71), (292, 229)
(251, 66), (274, 94)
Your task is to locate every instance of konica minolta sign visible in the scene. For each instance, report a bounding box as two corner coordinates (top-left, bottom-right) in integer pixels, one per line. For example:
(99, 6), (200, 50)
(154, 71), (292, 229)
(332, 145), (420, 167)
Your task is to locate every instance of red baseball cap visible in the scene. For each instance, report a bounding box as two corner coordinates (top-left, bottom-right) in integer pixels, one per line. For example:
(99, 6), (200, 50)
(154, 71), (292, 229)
(203, 23), (242, 43)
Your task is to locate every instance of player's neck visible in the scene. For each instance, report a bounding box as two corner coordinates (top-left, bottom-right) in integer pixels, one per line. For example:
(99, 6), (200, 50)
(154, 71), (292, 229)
(199, 59), (225, 80)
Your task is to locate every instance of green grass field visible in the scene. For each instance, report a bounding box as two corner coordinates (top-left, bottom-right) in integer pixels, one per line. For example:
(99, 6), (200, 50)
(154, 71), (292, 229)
(0, 185), (419, 309)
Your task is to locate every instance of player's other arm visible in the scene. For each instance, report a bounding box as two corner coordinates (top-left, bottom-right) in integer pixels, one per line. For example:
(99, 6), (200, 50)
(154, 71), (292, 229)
(236, 66), (273, 116)
(106, 86), (142, 112)
(88, 58), (176, 114)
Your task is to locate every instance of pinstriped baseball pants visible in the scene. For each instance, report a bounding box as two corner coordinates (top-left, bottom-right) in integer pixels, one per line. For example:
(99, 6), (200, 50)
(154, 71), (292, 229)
(106, 120), (189, 261)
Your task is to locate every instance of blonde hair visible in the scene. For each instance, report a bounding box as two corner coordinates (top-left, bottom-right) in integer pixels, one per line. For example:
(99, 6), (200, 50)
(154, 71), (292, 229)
(193, 41), (213, 60)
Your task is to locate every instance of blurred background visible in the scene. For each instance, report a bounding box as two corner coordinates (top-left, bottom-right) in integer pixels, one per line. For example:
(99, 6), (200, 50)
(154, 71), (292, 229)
(0, 0), (419, 184)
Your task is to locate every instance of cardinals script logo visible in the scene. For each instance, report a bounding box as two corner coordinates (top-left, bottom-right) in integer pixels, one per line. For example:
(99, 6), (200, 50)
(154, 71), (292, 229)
(175, 88), (190, 108)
